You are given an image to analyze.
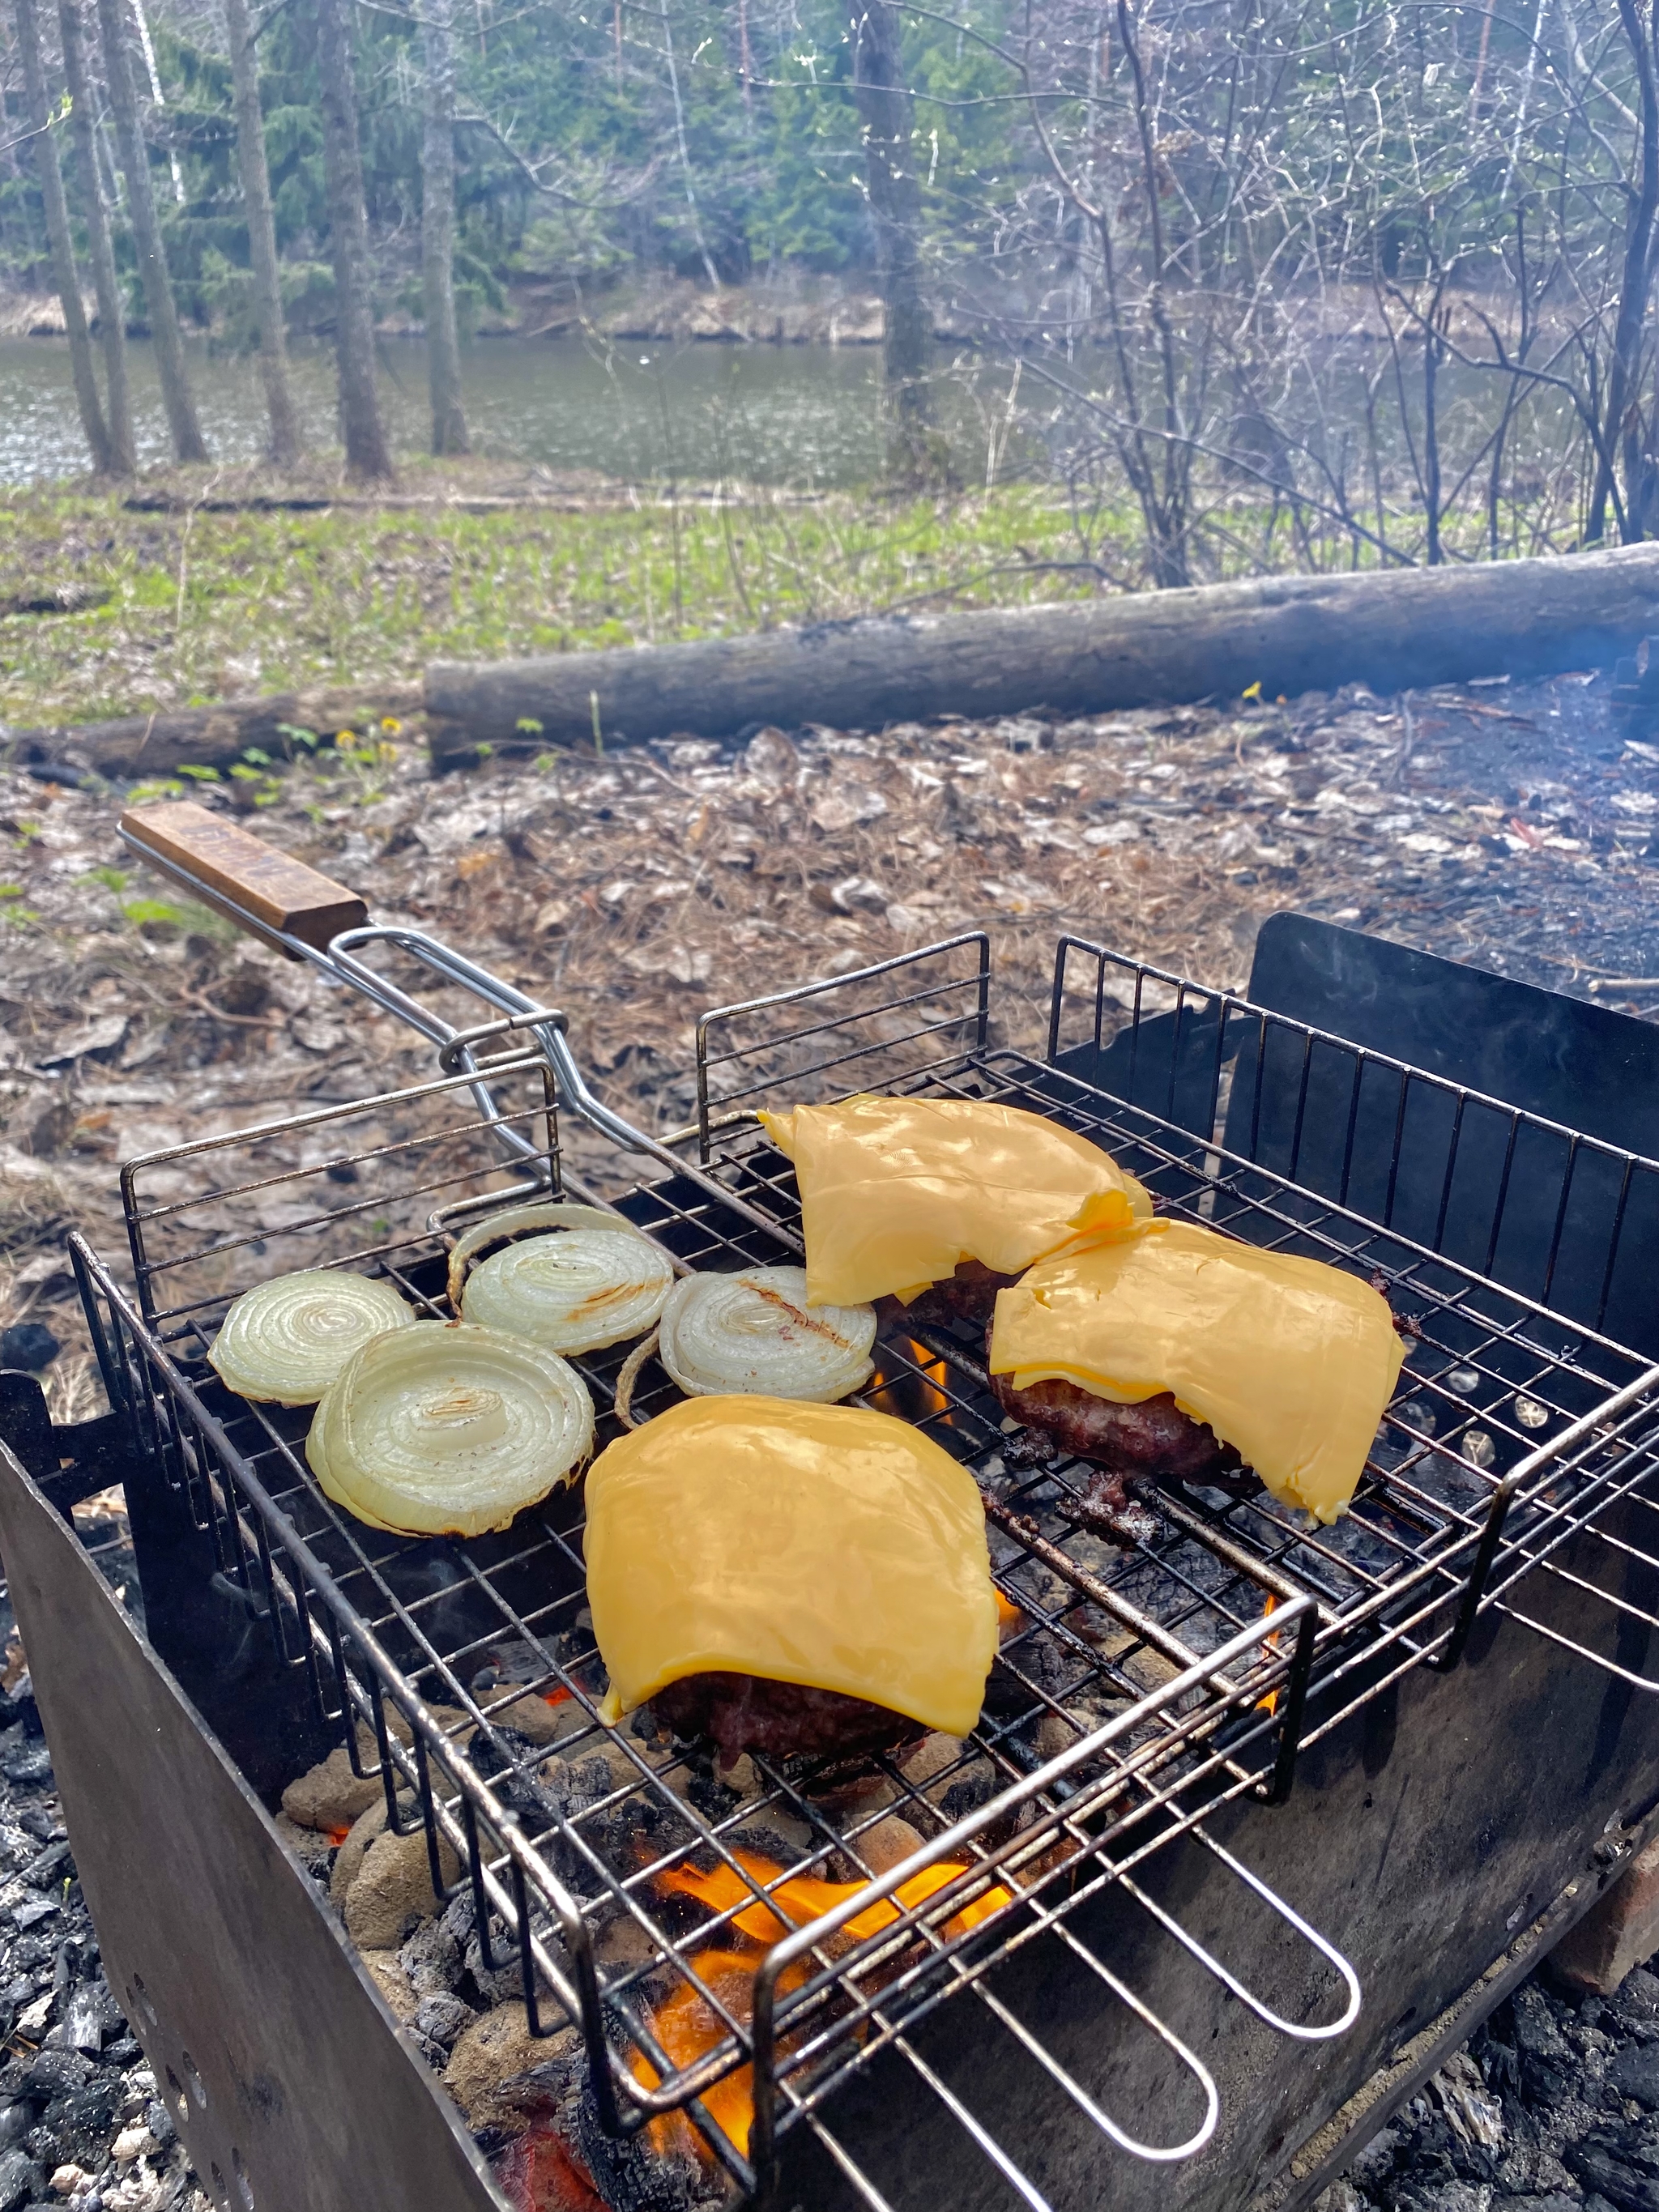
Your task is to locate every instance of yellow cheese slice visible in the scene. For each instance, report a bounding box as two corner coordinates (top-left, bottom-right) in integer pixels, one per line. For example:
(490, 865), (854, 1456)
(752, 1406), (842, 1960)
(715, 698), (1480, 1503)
(988, 1222), (1405, 1524)
(585, 1396), (998, 1736)
(758, 1095), (1152, 1307)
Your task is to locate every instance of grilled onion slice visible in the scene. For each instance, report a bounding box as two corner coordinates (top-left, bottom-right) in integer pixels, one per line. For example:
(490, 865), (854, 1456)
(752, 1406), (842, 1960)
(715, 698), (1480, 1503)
(448, 1201), (674, 1354)
(208, 1269), (415, 1406)
(656, 1266), (876, 1403)
(307, 1321), (594, 1537)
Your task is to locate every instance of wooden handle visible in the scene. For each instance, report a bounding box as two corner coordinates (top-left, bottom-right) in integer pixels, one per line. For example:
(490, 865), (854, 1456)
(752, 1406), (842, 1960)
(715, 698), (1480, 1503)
(118, 800), (368, 957)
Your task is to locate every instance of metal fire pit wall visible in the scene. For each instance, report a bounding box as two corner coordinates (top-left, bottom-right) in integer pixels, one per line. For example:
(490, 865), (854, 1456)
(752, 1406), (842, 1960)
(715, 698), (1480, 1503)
(10, 927), (1659, 2212)
(0, 1428), (505, 2212)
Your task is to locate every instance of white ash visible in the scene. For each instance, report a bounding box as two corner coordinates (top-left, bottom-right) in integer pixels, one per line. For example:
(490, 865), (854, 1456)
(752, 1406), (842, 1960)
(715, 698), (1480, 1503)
(1316, 1963), (1659, 2212)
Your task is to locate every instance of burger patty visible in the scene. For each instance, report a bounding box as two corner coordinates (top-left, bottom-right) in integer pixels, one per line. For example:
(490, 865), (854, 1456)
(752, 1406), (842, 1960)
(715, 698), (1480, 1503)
(878, 1258), (1018, 1331)
(989, 1367), (1243, 1486)
(652, 1671), (925, 1764)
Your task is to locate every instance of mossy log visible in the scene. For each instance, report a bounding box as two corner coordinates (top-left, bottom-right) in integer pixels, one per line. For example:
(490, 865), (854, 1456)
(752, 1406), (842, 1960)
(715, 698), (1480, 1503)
(2, 684), (421, 782)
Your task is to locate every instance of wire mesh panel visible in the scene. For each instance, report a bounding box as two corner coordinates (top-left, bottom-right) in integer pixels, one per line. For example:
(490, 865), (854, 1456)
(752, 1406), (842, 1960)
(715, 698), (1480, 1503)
(693, 933), (991, 1156)
(82, 1046), (1360, 2211)
(1047, 935), (1659, 1362)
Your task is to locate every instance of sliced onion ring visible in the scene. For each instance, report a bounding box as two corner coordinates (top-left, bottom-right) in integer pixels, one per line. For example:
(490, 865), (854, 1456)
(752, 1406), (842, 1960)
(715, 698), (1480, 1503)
(446, 1202), (654, 1309)
(655, 1266), (876, 1404)
(459, 1224), (674, 1354)
(307, 1321), (593, 1537)
(208, 1269), (415, 1406)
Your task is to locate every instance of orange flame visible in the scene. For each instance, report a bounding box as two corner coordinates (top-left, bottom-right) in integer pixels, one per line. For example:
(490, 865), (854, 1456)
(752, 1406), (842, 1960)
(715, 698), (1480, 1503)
(630, 1947), (807, 2159)
(864, 1338), (954, 1425)
(637, 1847), (1013, 2158)
(659, 1843), (1012, 1948)
(1257, 1593), (1281, 1716)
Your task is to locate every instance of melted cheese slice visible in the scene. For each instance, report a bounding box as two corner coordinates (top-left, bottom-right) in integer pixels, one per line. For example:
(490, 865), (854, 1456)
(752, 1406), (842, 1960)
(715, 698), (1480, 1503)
(758, 1096), (1152, 1307)
(585, 1396), (998, 1736)
(989, 1222), (1405, 1524)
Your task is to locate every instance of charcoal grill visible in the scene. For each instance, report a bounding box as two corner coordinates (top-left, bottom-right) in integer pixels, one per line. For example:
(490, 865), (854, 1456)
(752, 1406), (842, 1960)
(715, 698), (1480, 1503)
(5, 811), (1659, 2212)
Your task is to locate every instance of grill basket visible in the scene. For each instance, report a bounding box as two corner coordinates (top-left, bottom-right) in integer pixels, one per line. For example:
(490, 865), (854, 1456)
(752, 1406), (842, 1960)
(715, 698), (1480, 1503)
(68, 927), (1659, 2208)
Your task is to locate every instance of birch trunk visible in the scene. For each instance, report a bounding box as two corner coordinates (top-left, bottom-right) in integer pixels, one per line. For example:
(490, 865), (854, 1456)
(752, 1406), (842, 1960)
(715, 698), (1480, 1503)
(59, 0), (134, 475)
(15, 0), (111, 473)
(223, 0), (302, 467)
(93, 0), (208, 462)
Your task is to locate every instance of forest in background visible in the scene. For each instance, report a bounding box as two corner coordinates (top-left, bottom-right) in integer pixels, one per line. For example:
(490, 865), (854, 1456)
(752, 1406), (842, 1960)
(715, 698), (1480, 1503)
(4, 2), (1659, 592)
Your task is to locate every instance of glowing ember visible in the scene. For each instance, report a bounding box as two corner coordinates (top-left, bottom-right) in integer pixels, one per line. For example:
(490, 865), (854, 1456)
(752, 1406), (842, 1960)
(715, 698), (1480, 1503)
(496, 2125), (608, 2212)
(659, 1844), (1011, 1948)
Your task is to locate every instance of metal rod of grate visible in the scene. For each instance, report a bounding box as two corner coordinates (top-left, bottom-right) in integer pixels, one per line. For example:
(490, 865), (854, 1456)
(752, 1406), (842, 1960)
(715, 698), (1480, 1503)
(84, 1046), (1370, 2207)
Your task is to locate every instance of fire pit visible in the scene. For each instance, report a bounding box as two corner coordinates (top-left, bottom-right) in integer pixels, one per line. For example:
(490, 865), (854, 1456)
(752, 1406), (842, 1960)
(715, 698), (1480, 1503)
(6, 839), (1659, 2212)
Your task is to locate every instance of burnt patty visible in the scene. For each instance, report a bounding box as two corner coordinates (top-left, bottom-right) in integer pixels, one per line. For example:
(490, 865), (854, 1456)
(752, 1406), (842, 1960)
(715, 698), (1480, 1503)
(652, 1672), (925, 1766)
(989, 1368), (1242, 1486)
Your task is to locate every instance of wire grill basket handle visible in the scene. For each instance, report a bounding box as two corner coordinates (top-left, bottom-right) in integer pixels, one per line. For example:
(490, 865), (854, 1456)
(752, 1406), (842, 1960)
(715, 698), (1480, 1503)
(118, 799), (368, 953)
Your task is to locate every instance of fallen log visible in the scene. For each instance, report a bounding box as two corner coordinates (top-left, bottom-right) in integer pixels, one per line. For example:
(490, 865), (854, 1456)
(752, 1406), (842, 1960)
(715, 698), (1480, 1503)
(1, 684), (422, 782)
(425, 543), (1659, 763)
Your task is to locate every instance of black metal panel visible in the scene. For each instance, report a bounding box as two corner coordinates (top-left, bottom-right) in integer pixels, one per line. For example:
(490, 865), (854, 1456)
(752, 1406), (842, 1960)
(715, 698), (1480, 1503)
(1247, 915), (1659, 1153)
(1051, 999), (1230, 1143)
(0, 1438), (504, 2212)
(1235, 914), (1659, 1351)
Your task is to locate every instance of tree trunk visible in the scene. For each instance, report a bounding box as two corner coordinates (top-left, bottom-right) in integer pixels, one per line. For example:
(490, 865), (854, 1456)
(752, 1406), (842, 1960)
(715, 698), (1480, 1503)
(1589, 0), (1659, 546)
(93, 0), (208, 462)
(425, 543), (1659, 761)
(15, 0), (111, 473)
(420, 0), (468, 456)
(314, 0), (394, 480)
(223, 0), (302, 467)
(59, 0), (135, 475)
(847, 0), (932, 478)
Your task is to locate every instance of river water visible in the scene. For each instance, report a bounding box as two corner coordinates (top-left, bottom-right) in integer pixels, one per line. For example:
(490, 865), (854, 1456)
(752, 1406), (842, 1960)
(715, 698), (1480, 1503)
(0, 332), (1023, 489)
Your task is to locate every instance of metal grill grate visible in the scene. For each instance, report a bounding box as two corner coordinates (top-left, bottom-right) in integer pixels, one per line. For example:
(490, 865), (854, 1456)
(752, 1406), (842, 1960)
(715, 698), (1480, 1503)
(70, 929), (1659, 2208)
(76, 1044), (1363, 2209)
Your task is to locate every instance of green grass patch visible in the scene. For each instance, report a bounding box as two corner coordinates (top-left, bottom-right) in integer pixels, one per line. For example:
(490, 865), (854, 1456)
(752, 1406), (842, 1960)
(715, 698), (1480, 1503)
(0, 465), (1574, 731)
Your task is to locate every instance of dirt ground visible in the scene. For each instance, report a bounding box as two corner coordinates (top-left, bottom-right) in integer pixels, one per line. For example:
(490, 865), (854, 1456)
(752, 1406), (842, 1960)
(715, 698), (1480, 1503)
(2, 663), (1655, 1412)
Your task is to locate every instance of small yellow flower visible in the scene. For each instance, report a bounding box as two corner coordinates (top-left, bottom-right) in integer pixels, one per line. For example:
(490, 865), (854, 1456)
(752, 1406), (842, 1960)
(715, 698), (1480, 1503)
(1241, 680), (1262, 702)
(381, 716), (403, 735)
(335, 728), (356, 748)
